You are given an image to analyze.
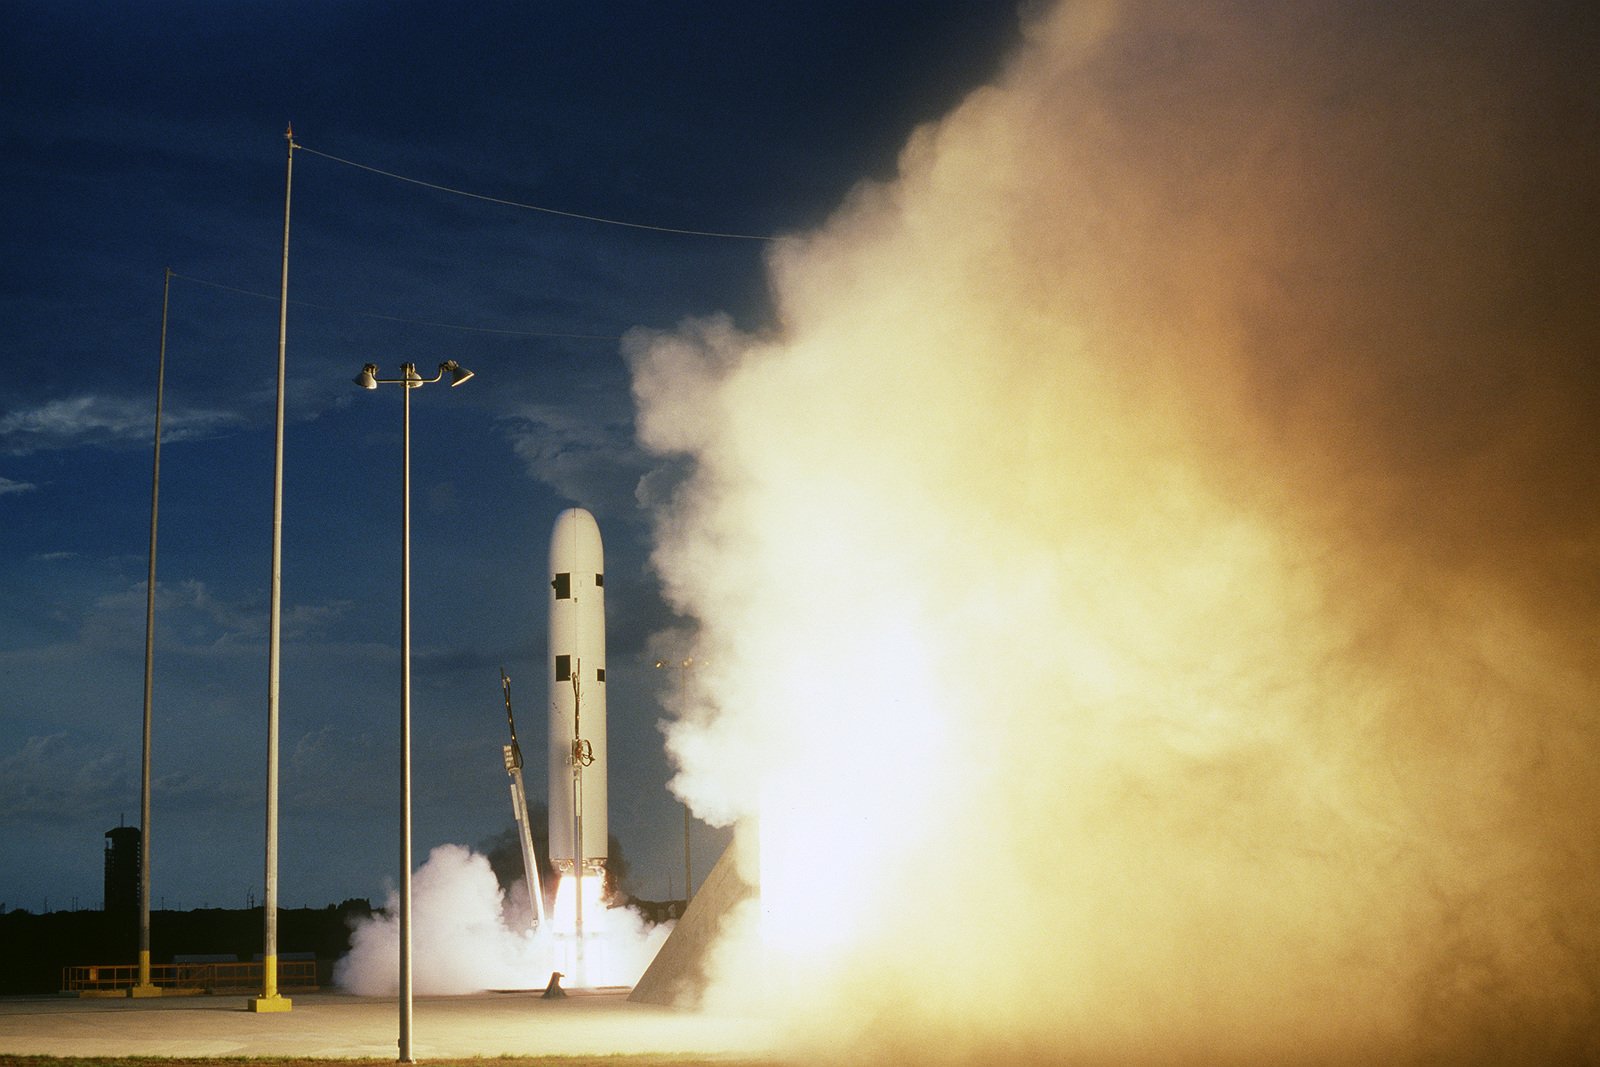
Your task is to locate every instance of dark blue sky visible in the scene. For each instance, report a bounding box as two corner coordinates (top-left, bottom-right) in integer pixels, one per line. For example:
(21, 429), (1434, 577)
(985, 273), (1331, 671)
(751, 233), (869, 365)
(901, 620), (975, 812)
(0, 1), (1024, 910)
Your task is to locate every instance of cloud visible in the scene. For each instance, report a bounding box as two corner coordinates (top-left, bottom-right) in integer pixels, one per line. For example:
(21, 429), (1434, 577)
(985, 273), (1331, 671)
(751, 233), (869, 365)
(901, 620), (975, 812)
(281, 597), (354, 641)
(0, 476), (37, 496)
(0, 734), (134, 821)
(0, 722), (258, 822)
(75, 579), (349, 652)
(287, 724), (384, 811)
(501, 401), (648, 521)
(0, 394), (245, 456)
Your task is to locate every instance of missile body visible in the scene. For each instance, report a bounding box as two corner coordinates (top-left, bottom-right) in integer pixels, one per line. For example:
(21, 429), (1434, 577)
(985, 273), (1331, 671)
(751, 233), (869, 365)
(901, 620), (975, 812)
(547, 507), (608, 873)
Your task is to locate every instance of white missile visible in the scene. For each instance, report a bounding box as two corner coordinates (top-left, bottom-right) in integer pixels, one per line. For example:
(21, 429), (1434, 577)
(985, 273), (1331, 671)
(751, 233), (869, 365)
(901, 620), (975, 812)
(547, 507), (608, 877)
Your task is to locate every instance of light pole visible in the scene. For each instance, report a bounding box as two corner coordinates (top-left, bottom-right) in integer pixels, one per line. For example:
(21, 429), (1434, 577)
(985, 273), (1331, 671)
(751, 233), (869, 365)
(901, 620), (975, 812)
(653, 656), (700, 903)
(132, 268), (171, 999)
(354, 359), (474, 1064)
(250, 124), (297, 1015)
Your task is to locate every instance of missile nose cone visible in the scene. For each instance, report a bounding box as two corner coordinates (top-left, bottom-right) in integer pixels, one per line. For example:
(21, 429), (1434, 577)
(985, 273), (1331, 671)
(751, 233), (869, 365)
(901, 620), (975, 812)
(550, 507), (603, 560)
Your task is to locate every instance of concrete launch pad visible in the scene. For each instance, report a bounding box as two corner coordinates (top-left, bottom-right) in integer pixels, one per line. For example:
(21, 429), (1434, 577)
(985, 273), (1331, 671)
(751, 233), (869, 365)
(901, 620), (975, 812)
(0, 989), (776, 1061)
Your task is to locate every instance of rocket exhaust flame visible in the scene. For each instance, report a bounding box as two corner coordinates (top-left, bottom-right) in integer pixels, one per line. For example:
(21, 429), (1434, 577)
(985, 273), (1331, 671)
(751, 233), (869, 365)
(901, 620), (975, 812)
(550, 871), (609, 933)
(627, 1), (1598, 1062)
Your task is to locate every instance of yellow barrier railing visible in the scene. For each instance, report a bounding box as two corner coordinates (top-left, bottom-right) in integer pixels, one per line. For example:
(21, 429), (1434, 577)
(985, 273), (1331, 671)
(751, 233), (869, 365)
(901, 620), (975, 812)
(62, 959), (319, 994)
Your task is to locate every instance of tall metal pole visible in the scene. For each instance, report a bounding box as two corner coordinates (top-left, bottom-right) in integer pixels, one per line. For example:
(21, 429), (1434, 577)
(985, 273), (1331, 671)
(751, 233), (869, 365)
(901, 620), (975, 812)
(131, 268), (171, 999)
(251, 124), (295, 1014)
(351, 358), (471, 1059)
(399, 366), (415, 1063)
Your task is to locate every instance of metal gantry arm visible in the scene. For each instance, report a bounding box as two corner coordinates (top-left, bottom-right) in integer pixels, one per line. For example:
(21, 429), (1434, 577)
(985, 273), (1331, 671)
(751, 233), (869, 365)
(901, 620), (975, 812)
(501, 670), (546, 929)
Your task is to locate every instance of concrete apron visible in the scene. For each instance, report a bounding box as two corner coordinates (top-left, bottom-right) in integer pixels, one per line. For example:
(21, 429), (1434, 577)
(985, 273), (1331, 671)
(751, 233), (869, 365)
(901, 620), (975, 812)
(0, 989), (775, 1060)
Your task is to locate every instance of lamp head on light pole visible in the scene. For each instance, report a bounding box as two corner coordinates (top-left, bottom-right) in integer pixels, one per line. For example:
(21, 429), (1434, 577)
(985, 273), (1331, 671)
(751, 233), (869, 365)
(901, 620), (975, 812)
(355, 360), (474, 390)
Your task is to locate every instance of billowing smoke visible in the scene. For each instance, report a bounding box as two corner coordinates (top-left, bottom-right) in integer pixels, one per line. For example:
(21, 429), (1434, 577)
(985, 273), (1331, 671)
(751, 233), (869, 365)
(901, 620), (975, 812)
(626, 1), (1598, 1063)
(335, 844), (668, 994)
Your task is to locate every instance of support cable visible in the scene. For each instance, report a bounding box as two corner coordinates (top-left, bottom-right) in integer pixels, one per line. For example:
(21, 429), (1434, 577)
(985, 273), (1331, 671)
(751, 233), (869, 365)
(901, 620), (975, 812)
(296, 143), (781, 242)
(166, 272), (622, 341)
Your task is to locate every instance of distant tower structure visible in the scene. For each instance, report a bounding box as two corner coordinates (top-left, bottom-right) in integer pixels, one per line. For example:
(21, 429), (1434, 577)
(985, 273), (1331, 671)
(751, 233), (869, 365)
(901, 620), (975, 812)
(104, 826), (142, 916)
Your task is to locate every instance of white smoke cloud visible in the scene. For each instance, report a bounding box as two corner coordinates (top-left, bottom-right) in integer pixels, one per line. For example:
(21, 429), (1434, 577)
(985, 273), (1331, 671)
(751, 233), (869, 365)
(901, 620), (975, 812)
(335, 843), (670, 996)
(627, 1), (1598, 1063)
(337, 845), (541, 995)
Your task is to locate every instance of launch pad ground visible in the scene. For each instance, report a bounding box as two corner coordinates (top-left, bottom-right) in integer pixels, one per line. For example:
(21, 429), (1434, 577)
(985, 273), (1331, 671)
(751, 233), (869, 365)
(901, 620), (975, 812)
(0, 989), (776, 1061)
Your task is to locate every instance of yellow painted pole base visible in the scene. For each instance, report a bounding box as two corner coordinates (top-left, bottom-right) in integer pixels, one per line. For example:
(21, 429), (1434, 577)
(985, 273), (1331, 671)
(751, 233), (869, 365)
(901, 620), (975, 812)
(128, 984), (163, 998)
(247, 995), (293, 1013)
(248, 955), (292, 1010)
